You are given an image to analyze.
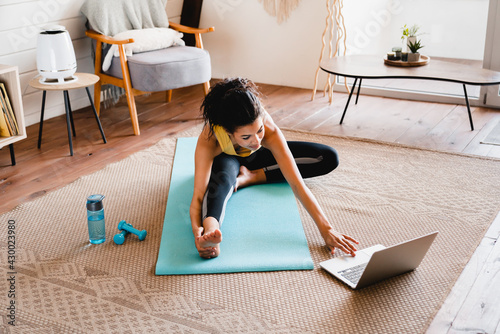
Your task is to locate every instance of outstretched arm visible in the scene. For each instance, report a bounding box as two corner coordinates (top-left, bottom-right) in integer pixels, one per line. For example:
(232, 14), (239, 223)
(190, 125), (221, 258)
(262, 116), (359, 256)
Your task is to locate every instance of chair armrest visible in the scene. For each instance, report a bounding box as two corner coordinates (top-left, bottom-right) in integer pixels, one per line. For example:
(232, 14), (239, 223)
(168, 22), (215, 35)
(168, 22), (214, 49)
(85, 30), (134, 45)
(85, 30), (133, 77)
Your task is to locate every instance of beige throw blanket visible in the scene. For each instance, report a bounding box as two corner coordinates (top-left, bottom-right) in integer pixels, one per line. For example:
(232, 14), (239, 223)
(80, 0), (170, 36)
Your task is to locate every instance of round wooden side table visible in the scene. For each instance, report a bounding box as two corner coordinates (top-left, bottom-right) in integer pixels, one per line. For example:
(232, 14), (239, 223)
(29, 72), (107, 156)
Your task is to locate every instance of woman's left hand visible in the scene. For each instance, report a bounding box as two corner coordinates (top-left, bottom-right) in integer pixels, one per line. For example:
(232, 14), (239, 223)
(321, 228), (359, 256)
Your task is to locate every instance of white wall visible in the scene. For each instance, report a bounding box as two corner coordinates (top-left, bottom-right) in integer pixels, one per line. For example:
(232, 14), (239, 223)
(0, 0), (88, 126)
(0, 0), (183, 126)
(199, 0), (333, 90)
(200, 0), (490, 92)
(341, 0), (489, 60)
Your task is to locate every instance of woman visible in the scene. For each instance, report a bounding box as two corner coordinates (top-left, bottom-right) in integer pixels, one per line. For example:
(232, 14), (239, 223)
(190, 78), (358, 259)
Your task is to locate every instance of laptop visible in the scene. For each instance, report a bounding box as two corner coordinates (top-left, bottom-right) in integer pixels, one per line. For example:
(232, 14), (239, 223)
(320, 231), (438, 289)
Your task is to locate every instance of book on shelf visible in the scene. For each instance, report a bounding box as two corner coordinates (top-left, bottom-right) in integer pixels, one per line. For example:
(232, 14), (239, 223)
(0, 87), (13, 137)
(0, 105), (10, 137)
(0, 82), (18, 137)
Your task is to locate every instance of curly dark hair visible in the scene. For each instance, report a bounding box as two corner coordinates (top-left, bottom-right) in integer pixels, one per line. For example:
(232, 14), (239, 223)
(201, 77), (263, 135)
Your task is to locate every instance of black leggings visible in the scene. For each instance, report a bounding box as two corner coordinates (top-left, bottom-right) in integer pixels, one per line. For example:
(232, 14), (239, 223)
(202, 141), (339, 225)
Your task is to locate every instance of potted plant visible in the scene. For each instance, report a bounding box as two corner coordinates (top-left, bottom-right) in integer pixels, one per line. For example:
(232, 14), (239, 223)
(401, 24), (421, 52)
(407, 39), (423, 62)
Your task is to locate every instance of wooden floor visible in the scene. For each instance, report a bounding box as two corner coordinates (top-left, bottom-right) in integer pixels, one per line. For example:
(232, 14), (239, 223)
(1, 82), (499, 333)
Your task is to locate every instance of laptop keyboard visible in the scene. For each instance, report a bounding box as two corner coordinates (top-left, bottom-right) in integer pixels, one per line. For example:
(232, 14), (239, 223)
(339, 263), (368, 284)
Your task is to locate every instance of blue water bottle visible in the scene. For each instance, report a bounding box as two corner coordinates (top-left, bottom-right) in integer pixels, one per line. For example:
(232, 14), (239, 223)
(86, 194), (106, 244)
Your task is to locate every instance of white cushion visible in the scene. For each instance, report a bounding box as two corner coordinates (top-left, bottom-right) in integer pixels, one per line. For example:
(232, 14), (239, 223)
(102, 28), (185, 71)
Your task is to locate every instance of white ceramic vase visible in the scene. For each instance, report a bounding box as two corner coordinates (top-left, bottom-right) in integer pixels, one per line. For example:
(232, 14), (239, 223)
(406, 36), (417, 52)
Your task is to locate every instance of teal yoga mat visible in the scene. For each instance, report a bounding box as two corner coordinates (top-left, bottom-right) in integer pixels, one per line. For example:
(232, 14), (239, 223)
(155, 137), (314, 275)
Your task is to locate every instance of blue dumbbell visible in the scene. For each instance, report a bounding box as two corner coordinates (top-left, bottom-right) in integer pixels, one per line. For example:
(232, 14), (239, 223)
(117, 220), (147, 241)
(113, 229), (130, 245)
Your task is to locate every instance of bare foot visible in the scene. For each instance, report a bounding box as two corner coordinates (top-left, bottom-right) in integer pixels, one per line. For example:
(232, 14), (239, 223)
(197, 229), (222, 258)
(235, 166), (266, 191)
(199, 229), (222, 248)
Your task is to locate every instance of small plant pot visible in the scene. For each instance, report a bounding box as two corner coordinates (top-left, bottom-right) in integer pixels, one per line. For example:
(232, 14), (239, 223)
(408, 52), (420, 62)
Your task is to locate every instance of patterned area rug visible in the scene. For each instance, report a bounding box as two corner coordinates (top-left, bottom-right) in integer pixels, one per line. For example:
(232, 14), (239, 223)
(1, 126), (500, 333)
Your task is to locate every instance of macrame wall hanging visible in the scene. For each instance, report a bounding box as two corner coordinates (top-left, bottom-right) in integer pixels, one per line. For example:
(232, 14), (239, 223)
(312, 0), (348, 103)
(258, 0), (302, 24)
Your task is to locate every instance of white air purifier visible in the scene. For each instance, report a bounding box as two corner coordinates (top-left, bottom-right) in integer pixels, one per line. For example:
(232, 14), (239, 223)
(37, 25), (77, 84)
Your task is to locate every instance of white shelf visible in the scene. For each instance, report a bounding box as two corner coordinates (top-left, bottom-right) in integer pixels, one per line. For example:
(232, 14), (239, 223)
(0, 64), (26, 150)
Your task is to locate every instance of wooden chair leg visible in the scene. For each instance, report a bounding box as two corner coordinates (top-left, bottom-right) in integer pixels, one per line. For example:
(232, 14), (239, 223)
(203, 81), (210, 95)
(93, 39), (103, 116)
(118, 45), (140, 135)
(123, 85), (140, 135)
(94, 79), (102, 116)
(166, 90), (172, 103)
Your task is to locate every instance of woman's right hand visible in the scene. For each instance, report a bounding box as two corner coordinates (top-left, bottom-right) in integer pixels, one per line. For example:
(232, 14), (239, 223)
(193, 227), (217, 258)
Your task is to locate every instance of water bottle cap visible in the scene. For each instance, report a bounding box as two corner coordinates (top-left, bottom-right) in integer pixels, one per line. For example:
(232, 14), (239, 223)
(87, 194), (105, 211)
